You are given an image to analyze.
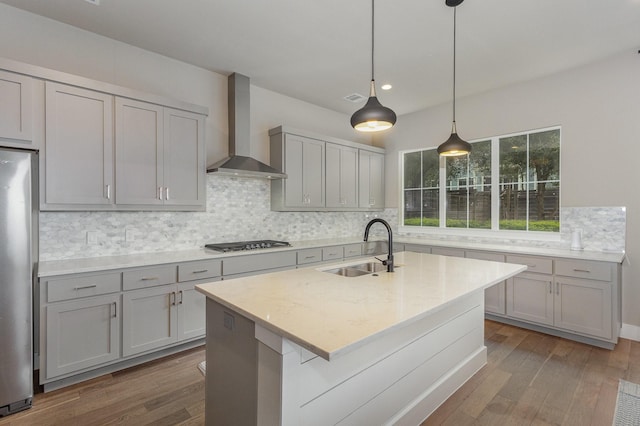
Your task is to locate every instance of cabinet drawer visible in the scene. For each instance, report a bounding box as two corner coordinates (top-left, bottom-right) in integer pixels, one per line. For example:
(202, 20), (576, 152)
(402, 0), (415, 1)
(322, 246), (343, 261)
(466, 251), (505, 262)
(178, 259), (221, 282)
(123, 265), (176, 290)
(506, 255), (553, 275)
(432, 247), (465, 257)
(343, 244), (363, 258)
(555, 259), (612, 282)
(46, 272), (121, 303)
(298, 248), (323, 265)
(223, 251), (297, 276)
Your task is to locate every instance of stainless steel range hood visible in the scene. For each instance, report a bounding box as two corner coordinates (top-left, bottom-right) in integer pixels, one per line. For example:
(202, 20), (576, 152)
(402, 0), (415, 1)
(207, 73), (286, 179)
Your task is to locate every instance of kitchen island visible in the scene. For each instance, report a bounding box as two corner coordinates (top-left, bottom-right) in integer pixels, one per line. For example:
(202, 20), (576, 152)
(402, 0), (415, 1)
(195, 251), (526, 425)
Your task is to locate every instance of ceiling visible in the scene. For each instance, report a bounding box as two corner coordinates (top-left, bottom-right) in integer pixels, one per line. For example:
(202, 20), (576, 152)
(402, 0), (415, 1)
(2, 0), (639, 116)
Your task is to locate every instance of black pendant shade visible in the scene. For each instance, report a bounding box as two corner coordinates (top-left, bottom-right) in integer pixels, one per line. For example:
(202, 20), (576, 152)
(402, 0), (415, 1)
(437, 0), (471, 157)
(351, 82), (397, 132)
(437, 122), (472, 156)
(351, 0), (397, 132)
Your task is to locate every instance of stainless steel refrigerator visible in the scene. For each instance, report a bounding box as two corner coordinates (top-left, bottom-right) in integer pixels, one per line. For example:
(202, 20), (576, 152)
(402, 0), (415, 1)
(0, 147), (37, 417)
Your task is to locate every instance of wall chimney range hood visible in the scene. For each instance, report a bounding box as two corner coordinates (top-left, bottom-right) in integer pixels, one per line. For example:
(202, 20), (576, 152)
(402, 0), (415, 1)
(207, 73), (286, 179)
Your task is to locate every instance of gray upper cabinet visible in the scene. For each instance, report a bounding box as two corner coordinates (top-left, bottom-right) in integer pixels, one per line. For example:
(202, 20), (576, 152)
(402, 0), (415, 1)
(116, 100), (205, 209)
(271, 132), (325, 210)
(359, 149), (385, 210)
(270, 126), (385, 212)
(0, 70), (33, 146)
(163, 108), (206, 207)
(326, 143), (358, 209)
(43, 82), (114, 208)
(115, 98), (164, 206)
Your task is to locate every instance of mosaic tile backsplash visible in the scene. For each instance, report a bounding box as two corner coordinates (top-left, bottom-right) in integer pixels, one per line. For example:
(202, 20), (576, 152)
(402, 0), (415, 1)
(39, 176), (626, 261)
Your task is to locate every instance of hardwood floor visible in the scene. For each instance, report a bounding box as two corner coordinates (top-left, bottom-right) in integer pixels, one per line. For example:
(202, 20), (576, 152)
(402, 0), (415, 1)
(1, 321), (637, 425)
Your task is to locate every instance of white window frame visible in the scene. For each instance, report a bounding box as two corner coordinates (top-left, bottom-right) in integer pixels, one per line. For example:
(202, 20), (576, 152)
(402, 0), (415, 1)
(398, 126), (561, 241)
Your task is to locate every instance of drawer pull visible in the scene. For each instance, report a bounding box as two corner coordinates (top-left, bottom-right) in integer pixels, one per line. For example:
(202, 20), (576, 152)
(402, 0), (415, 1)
(112, 302), (117, 318)
(527, 264), (537, 268)
(178, 290), (184, 305)
(573, 268), (591, 273)
(141, 276), (159, 281)
(328, 252), (338, 256)
(304, 256), (316, 259)
(74, 284), (97, 290)
(192, 269), (209, 274)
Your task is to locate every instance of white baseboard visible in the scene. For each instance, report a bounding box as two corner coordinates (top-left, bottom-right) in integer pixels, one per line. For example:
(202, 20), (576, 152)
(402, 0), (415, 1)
(620, 323), (640, 342)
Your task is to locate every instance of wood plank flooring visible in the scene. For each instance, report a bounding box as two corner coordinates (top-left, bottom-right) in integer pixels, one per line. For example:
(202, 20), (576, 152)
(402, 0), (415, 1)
(1, 321), (637, 425)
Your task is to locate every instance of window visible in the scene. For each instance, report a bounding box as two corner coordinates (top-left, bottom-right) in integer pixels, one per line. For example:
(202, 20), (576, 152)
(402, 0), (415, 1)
(401, 127), (560, 233)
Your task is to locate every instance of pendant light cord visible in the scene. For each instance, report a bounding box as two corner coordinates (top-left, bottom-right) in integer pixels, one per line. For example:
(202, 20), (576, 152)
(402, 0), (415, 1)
(371, 0), (376, 91)
(452, 6), (457, 124)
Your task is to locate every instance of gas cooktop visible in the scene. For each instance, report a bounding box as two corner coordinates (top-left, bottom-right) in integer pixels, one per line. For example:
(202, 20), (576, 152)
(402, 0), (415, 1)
(205, 240), (291, 253)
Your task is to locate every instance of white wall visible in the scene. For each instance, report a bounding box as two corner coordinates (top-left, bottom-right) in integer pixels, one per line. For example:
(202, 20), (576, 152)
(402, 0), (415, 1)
(382, 50), (640, 327)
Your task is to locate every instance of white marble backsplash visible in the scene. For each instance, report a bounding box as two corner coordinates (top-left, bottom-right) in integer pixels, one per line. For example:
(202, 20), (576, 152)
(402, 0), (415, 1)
(39, 176), (395, 261)
(39, 176), (625, 261)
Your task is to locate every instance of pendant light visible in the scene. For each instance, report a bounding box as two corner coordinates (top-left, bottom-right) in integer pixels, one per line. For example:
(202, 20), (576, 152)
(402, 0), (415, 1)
(437, 0), (472, 156)
(351, 0), (397, 132)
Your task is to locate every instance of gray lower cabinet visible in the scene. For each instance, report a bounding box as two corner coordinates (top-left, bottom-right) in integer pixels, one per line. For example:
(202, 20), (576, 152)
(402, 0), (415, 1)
(506, 272), (554, 326)
(41, 259), (220, 386)
(0, 69), (33, 145)
(401, 243), (621, 347)
(466, 251), (507, 316)
(43, 82), (114, 208)
(123, 284), (178, 357)
(43, 275), (121, 380)
(45, 294), (120, 379)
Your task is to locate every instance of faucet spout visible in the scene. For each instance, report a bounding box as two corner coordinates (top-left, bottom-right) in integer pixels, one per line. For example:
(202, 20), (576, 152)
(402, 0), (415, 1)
(363, 218), (394, 272)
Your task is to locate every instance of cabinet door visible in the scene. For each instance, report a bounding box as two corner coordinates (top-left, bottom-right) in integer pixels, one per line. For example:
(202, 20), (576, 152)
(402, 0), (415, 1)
(359, 150), (385, 209)
(163, 108), (205, 208)
(326, 143), (358, 209)
(284, 134), (325, 208)
(44, 82), (114, 206)
(46, 294), (120, 378)
(122, 285), (177, 357)
(0, 70), (32, 143)
(177, 282), (206, 341)
(554, 277), (612, 339)
(506, 273), (554, 326)
(115, 97), (164, 206)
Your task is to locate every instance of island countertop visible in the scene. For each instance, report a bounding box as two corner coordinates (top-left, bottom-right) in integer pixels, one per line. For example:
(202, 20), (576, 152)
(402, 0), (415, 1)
(195, 251), (526, 360)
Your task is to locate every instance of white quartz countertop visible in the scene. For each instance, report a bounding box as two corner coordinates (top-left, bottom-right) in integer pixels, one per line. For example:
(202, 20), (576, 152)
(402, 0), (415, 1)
(38, 235), (624, 277)
(195, 251), (527, 361)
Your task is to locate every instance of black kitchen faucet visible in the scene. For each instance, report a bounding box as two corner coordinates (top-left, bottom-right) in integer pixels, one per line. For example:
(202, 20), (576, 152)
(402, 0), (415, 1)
(363, 218), (394, 272)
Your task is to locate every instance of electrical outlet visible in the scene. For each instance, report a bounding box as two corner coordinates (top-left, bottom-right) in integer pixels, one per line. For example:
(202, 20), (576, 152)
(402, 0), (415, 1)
(86, 231), (98, 244)
(223, 312), (235, 330)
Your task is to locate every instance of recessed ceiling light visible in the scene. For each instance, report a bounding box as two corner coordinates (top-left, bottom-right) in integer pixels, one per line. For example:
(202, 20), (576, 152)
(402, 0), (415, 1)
(381, 84), (392, 90)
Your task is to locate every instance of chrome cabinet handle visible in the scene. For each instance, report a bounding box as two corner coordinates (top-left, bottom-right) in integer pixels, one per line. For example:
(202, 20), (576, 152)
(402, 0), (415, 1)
(106, 184), (111, 200)
(170, 292), (177, 306)
(165, 187), (170, 201)
(141, 276), (159, 281)
(178, 290), (184, 305)
(192, 269), (208, 274)
(304, 255), (316, 259)
(158, 187), (163, 200)
(74, 284), (97, 290)
(573, 268), (591, 273)
(112, 302), (117, 318)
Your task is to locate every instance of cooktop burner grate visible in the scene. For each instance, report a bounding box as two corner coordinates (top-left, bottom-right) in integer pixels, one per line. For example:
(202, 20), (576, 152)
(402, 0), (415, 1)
(205, 240), (291, 253)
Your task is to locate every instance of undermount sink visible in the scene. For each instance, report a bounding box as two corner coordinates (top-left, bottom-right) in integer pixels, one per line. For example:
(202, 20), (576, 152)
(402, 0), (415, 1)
(323, 261), (392, 277)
